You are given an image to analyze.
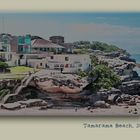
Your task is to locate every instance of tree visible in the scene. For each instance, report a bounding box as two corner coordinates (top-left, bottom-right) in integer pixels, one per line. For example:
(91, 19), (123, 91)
(91, 41), (121, 52)
(90, 55), (99, 66)
(89, 64), (121, 91)
(77, 69), (88, 78)
(73, 40), (126, 55)
(0, 61), (9, 72)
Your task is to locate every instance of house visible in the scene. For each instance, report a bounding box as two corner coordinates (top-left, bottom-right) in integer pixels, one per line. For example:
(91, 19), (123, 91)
(0, 34), (16, 62)
(0, 34), (19, 53)
(46, 54), (91, 73)
(0, 52), (19, 66)
(17, 54), (46, 68)
(31, 38), (65, 54)
(49, 36), (74, 53)
(10, 36), (18, 53)
(0, 34), (91, 73)
(18, 34), (31, 54)
(61, 43), (75, 54)
(27, 58), (47, 69)
(0, 33), (12, 52)
(17, 54), (91, 72)
(0, 42), (3, 51)
(49, 36), (64, 44)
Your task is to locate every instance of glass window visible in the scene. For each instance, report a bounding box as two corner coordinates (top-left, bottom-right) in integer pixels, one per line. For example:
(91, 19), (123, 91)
(50, 56), (54, 59)
(44, 48), (47, 51)
(79, 64), (82, 67)
(60, 64), (64, 68)
(65, 57), (69, 61)
(65, 64), (69, 68)
(54, 64), (59, 67)
(18, 36), (25, 45)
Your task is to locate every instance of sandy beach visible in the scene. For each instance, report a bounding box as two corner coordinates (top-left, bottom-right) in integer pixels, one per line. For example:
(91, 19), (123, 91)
(0, 103), (139, 116)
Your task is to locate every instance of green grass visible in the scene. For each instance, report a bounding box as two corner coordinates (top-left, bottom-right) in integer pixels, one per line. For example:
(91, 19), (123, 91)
(73, 48), (89, 54)
(0, 66), (40, 80)
(9, 66), (35, 74)
(0, 74), (25, 79)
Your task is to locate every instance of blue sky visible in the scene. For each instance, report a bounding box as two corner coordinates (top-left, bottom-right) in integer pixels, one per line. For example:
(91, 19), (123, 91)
(0, 12), (140, 54)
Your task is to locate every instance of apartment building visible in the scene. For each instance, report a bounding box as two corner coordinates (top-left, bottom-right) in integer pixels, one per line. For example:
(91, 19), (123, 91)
(46, 54), (91, 73)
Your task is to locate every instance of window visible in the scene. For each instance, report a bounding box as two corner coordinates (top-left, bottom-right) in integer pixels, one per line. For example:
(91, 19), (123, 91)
(65, 64), (69, 68)
(70, 64), (74, 68)
(44, 48), (47, 51)
(18, 46), (23, 52)
(65, 57), (69, 61)
(79, 64), (82, 67)
(10, 54), (12, 59)
(50, 56), (54, 59)
(40, 63), (43, 66)
(60, 64), (64, 68)
(54, 64), (59, 67)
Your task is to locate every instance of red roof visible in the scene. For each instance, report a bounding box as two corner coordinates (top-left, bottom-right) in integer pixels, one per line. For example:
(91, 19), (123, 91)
(32, 38), (64, 49)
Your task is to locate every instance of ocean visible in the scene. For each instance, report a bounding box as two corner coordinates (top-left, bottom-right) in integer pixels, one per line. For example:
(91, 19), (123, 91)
(131, 54), (140, 76)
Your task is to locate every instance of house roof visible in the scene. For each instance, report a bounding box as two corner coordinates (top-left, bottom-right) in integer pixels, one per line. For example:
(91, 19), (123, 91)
(32, 38), (65, 49)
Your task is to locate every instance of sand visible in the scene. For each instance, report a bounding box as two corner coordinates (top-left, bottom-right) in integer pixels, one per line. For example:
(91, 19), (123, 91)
(0, 103), (139, 116)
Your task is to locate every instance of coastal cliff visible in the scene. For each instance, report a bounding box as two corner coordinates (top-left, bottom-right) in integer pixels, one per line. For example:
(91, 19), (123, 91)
(0, 43), (140, 115)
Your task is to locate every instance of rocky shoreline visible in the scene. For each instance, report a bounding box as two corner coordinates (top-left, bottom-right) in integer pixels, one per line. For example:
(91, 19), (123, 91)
(0, 51), (140, 116)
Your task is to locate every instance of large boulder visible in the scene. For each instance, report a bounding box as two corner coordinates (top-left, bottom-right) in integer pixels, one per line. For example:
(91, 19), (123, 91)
(119, 80), (140, 95)
(107, 94), (122, 105)
(1, 102), (22, 110)
(119, 56), (136, 63)
(94, 101), (110, 108)
(19, 99), (47, 107)
(108, 88), (121, 95)
(127, 100), (137, 106)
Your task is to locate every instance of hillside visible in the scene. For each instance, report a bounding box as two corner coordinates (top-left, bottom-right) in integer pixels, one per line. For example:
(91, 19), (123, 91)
(74, 41), (127, 54)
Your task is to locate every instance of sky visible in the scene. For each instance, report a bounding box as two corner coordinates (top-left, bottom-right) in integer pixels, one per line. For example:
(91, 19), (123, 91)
(0, 12), (140, 54)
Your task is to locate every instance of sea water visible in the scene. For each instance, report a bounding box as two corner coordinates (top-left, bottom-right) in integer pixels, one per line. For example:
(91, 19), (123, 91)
(131, 54), (140, 76)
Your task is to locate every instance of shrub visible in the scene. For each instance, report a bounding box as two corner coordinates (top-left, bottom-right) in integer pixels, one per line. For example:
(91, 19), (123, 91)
(89, 64), (121, 91)
(77, 69), (88, 77)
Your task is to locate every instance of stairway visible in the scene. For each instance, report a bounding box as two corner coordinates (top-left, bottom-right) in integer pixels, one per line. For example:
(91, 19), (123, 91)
(2, 74), (34, 104)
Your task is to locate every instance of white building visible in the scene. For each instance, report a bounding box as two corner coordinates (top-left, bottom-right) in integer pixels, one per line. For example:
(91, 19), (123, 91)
(46, 54), (91, 73)
(0, 42), (3, 51)
(16, 53), (47, 69)
(0, 52), (19, 66)
(0, 34), (12, 52)
(16, 54), (91, 73)
(27, 58), (46, 69)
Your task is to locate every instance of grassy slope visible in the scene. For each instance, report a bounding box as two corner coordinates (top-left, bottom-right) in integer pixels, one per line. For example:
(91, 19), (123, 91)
(0, 66), (39, 79)
(9, 66), (34, 74)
